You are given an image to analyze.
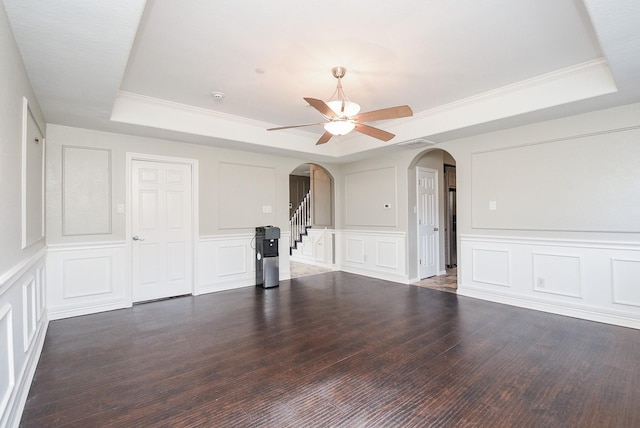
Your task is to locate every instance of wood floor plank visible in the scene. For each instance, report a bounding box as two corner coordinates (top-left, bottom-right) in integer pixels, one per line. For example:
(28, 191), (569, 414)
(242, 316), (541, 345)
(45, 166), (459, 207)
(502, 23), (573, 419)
(20, 272), (640, 427)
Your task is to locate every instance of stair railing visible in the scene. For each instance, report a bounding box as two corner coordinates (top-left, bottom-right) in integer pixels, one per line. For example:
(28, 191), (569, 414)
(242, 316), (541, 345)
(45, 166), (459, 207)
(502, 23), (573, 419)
(290, 191), (311, 248)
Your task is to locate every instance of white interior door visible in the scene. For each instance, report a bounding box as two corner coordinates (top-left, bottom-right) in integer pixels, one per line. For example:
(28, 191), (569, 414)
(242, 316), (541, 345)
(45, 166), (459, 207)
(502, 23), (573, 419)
(131, 160), (193, 302)
(418, 168), (439, 279)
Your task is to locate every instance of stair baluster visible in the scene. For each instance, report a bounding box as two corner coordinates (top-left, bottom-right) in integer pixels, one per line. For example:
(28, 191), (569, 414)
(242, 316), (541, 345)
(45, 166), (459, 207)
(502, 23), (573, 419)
(290, 191), (311, 251)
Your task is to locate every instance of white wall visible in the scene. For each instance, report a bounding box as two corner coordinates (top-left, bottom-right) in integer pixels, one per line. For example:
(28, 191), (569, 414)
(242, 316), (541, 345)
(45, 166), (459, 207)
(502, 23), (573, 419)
(470, 127), (640, 232)
(44, 125), (346, 317)
(337, 103), (640, 328)
(442, 102), (640, 328)
(0, 4), (49, 426)
(45, 102), (640, 327)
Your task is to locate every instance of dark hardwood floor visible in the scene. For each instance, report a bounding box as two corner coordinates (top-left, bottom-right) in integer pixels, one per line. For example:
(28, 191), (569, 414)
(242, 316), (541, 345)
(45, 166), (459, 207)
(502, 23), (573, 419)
(21, 272), (640, 427)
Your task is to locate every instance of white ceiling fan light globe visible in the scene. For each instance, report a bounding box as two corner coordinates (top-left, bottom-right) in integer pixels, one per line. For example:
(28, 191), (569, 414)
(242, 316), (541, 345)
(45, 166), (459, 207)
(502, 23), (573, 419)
(326, 100), (361, 117)
(324, 120), (356, 135)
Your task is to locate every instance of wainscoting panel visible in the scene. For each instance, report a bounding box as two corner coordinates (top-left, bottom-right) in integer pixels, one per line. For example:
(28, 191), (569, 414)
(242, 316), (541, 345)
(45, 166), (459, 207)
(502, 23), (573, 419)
(346, 239), (365, 264)
(218, 244), (247, 277)
(290, 229), (335, 268)
(21, 276), (37, 352)
(376, 241), (398, 270)
(47, 243), (128, 320)
(0, 303), (14, 420)
(337, 230), (407, 283)
(36, 264), (45, 322)
(302, 237), (313, 257)
(459, 235), (640, 329)
(62, 256), (113, 299)
(197, 233), (291, 295)
(0, 249), (47, 428)
(611, 258), (640, 308)
(471, 248), (510, 287)
(533, 253), (582, 298)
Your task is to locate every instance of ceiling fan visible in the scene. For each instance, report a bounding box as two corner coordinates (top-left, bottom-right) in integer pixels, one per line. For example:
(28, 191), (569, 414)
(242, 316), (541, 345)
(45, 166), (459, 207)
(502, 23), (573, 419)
(267, 66), (413, 145)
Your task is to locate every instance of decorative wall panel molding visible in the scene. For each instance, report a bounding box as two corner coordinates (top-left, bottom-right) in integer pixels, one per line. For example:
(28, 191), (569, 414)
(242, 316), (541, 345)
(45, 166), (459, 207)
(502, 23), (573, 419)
(471, 248), (510, 287)
(198, 233), (291, 294)
(47, 242), (128, 320)
(459, 235), (640, 329)
(22, 276), (37, 352)
(62, 256), (113, 298)
(471, 126), (640, 232)
(611, 258), (640, 308)
(345, 239), (365, 264)
(345, 167), (397, 227)
(21, 97), (45, 249)
(376, 241), (398, 269)
(0, 303), (15, 419)
(532, 253), (582, 297)
(337, 230), (407, 283)
(218, 244), (247, 277)
(289, 229), (335, 268)
(62, 146), (112, 236)
(0, 251), (48, 428)
(218, 162), (276, 229)
(36, 264), (45, 322)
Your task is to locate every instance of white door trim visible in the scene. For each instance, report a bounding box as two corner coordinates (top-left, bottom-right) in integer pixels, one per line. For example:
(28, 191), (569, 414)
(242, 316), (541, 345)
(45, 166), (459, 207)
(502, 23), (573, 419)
(417, 166), (440, 279)
(126, 152), (199, 304)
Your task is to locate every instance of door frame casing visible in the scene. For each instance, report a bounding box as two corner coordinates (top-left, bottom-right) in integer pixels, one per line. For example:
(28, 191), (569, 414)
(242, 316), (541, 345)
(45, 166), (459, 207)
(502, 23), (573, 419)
(416, 166), (440, 280)
(126, 152), (200, 304)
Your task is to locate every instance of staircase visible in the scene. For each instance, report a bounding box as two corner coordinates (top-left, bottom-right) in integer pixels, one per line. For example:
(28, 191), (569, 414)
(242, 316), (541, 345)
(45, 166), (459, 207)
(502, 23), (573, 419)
(290, 191), (311, 253)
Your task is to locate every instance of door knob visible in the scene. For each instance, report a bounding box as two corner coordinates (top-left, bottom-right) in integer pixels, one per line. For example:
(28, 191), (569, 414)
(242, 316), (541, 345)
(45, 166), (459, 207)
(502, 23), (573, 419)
(132, 235), (145, 241)
(434, 227), (439, 231)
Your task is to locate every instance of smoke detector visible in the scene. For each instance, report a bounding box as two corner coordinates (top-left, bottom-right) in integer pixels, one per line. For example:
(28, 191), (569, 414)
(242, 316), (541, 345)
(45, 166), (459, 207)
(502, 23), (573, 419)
(211, 91), (225, 101)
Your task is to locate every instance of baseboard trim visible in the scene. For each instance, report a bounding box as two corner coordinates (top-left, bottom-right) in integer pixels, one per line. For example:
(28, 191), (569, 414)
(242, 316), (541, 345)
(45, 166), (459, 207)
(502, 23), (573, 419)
(458, 284), (640, 329)
(289, 256), (335, 270)
(48, 300), (130, 321)
(197, 279), (254, 295)
(340, 265), (409, 284)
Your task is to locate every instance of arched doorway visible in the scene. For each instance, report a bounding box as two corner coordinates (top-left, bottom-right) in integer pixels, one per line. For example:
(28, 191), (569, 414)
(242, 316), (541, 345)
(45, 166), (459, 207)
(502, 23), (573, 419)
(289, 163), (335, 278)
(408, 149), (457, 291)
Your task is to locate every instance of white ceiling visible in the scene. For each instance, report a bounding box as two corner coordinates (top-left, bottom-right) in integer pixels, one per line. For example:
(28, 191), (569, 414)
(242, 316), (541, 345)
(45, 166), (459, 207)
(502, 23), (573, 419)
(3, 0), (640, 162)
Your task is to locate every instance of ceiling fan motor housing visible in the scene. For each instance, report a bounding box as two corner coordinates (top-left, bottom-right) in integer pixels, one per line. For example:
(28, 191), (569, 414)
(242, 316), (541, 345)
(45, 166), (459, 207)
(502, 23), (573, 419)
(331, 66), (347, 79)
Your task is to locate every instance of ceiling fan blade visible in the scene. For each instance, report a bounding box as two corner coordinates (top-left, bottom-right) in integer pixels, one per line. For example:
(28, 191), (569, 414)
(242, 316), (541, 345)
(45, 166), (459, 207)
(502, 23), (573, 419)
(354, 105), (413, 122)
(316, 131), (333, 145)
(354, 123), (395, 142)
(304, 97), (337, 118)
(267, 122), (324, 131)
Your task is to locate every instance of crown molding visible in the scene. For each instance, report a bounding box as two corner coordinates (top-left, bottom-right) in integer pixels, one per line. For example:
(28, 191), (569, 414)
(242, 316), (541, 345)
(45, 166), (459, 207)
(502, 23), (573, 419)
(413, 58), (614, 120)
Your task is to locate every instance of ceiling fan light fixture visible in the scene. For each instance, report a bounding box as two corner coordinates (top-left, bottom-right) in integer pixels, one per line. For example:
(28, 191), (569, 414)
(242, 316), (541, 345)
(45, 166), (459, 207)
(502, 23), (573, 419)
(267, 66), (413, 145)
(326, 99), (361, 118)
(324, 120), (355, 135)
